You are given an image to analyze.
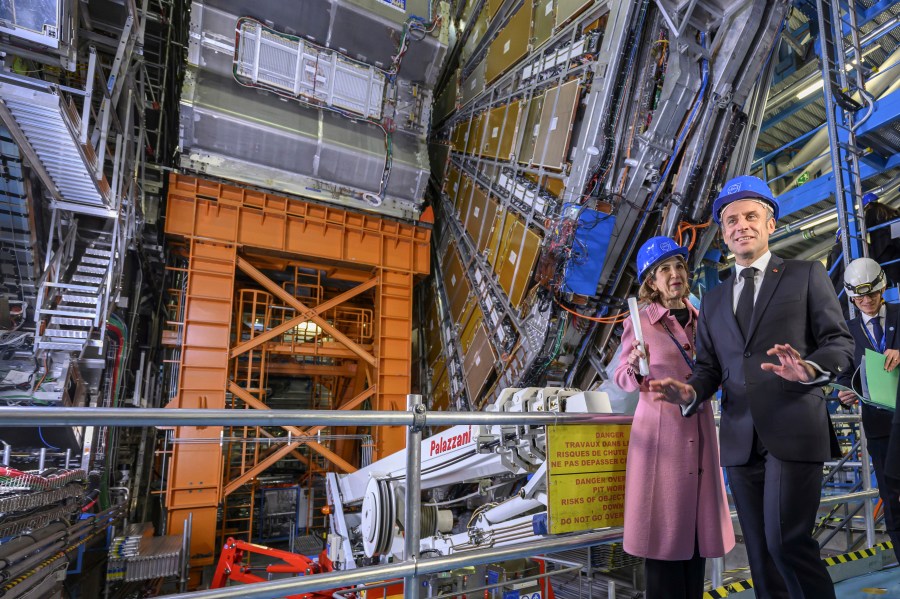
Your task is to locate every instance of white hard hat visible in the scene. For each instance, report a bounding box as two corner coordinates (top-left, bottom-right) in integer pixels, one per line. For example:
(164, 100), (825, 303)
(844, 257), (886, 297)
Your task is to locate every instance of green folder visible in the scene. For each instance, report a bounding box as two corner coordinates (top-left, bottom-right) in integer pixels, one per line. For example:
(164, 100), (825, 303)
(863, 349), (899, 411)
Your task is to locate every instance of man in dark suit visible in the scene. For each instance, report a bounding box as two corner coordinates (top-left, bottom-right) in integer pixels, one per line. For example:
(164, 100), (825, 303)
(650, 175), (853, 598)
(837, 257), (900, 561)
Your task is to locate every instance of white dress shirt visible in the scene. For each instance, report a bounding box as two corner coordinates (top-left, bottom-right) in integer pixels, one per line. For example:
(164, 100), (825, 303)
(733, 251), (771, 312)
(861, 304), (887, 348)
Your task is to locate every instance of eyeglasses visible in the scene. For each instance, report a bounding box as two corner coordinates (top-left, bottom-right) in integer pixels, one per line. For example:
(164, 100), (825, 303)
(852, 290), (882, 301)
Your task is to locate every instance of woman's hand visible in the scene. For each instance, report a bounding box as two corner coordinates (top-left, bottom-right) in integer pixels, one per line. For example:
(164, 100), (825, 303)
(627, 339), (647, 369)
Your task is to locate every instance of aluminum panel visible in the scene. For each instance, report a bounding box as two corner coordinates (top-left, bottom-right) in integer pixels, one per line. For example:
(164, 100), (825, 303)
(533, 0), (556, 49)
(461, 59), (487, 107)
(181, 71), (427, 214)
(531, 79), (580, 169)
(486, 2), (533, 84)
(517, 94), (544, 164)
(463, 324), (496, 402)
(461, 10), (490, 65)
(555, 0), (591, 27)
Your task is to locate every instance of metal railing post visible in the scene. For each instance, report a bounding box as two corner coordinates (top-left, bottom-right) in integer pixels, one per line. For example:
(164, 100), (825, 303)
(404, 394), (424, 599)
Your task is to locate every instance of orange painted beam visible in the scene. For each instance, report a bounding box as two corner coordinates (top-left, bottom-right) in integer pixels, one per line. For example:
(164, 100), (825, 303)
(265, 342), (374, 358)
(374, 269), (414, 458)
(165, 174), (430, 274)
(229, 275), (377, 358)
(236, 257), (376, 367)
(265, 362), (358, 377)
(165, 240), (236, 568)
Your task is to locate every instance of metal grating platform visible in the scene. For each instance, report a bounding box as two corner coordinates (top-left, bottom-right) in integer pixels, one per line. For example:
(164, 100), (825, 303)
(0, 82), (110, 210)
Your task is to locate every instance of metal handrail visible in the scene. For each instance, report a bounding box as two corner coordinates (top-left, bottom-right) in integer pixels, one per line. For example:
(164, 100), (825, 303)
(0, 407), (634, 428)
(157, 528), (624, 599)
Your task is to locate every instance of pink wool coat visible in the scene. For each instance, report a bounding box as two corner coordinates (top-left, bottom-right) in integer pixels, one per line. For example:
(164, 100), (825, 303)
(614, 299), (735, 560)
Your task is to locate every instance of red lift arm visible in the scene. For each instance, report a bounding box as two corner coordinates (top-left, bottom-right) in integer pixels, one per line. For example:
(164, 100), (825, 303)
(211, 537), (339, 599)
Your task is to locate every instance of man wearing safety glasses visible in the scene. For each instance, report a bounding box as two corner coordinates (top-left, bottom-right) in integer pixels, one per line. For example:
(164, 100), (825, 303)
(837, 258), (900, 563)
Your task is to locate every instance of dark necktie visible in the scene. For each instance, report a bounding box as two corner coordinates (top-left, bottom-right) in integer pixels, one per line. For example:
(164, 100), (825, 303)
(871, 315), (884, 350)
(736, 267), (758, 339)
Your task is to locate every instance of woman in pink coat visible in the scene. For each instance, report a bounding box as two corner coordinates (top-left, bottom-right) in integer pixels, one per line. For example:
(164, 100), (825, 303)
(614, 237), (734, 599)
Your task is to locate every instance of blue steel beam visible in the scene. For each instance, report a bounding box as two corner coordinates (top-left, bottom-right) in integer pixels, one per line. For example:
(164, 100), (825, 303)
(856, 86), (900, 138)
(777, 151), (900, 218)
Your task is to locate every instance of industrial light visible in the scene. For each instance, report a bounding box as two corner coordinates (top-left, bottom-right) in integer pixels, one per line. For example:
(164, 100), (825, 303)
(799, 213), (836, 230)
(796, 79), (824, 99)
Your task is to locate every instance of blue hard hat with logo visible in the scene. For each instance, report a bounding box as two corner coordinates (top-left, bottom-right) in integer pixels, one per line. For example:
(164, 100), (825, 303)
(712, 175), (779, 225)
(862, 191), (879, 206)
(637, 236), (689, 282)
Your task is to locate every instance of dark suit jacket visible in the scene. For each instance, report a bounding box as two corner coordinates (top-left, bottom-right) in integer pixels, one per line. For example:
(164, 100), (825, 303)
(837, 302), (899, 438)
(687, 254), (854, 466)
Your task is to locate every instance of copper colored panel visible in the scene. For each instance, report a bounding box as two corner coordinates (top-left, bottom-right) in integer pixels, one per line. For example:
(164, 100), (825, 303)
(476, 196), (501, 253)
(443, 245), (471, 323)
(533, 0), (556, 49)
(486, 2), (533, 84)
(425, 298), (443, 366)
(464, 183), (488, 243)
(455, 172), (474, 215)
(485, 210), (509, 268)
(555, 0), (591, 27)
(463, 324), (497, 402)
(494, 216), (542, 307)
(465, 113), (486, 155)
(444, 165), (461, 202)
(487, 0), (504, 20)
(518, 94), (544, 165)
(456, 174), (474, 222)
(509, 224), (542, 307)
(451, 121), (468, 152)
(461, 59), (487, 107)
(481, 102), (522, 159)
(532, 79), (580, 169)
(459, 302), (485, 353)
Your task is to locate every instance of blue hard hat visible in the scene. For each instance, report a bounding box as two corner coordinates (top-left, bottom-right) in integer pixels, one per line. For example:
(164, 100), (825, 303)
(862, 192), (879, 206)
(637, 236), (689, 282)
(712, 175), (779, 225)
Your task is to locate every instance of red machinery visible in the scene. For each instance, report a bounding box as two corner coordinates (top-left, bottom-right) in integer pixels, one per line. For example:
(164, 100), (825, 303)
(211, 537), (339, 599)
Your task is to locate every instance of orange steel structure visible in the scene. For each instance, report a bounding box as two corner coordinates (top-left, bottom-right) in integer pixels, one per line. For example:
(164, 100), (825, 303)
(163, 174), (430, 569)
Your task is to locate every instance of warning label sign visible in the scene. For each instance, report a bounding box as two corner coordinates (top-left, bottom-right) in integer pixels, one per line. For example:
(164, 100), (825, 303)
(546, 424), (630, 534)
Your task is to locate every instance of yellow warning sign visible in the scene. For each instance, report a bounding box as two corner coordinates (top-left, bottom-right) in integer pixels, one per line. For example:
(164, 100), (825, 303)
(546, 424), (630, 534)
(546, 424), (629, 474)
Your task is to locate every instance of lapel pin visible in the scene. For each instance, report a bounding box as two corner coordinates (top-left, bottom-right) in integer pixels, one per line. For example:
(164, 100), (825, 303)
(772, 268), (778, 273)
(891, 327), (895, 331)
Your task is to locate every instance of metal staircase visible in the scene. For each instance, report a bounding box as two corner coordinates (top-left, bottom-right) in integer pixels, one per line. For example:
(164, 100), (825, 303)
(36, 234), (114, 352)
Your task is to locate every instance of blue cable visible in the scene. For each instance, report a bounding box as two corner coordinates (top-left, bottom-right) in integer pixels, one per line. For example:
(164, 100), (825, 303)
(38, 427), (60, 450)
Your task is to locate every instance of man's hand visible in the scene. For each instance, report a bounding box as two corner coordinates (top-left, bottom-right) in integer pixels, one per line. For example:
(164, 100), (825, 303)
(837, 389), (858, 406)
(761, 343), (815, 382)
(884, 349), (900, 372)
(648, 377), (695, 406)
